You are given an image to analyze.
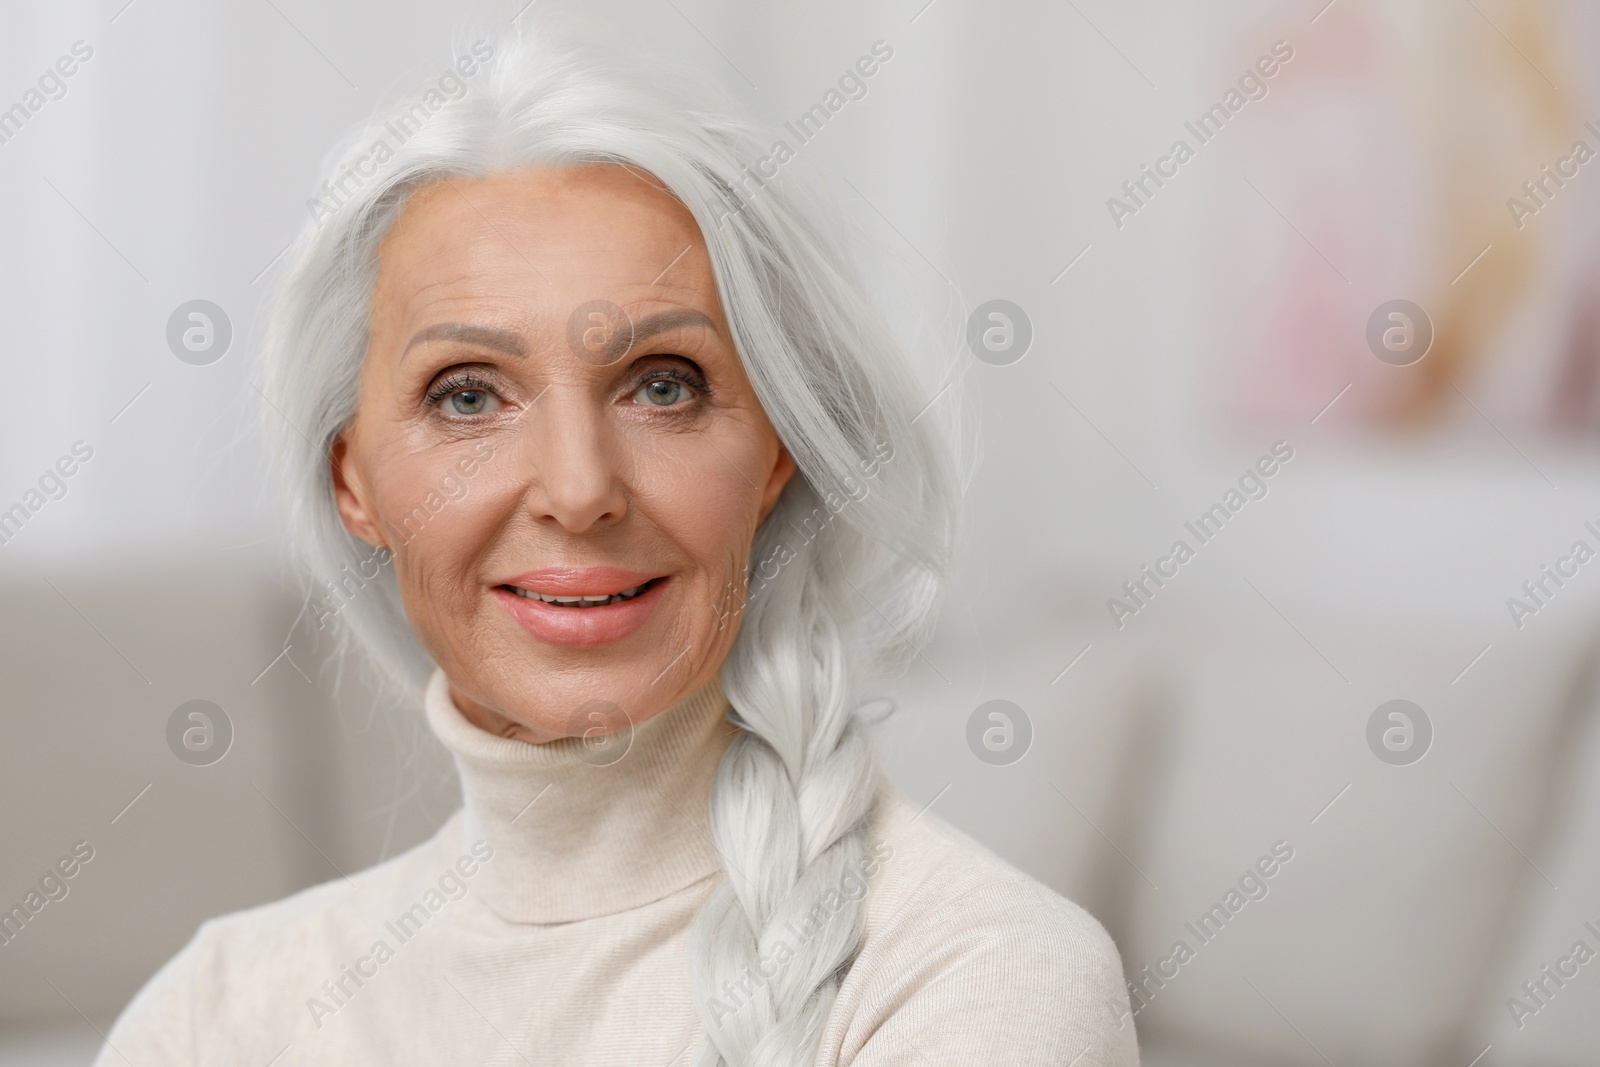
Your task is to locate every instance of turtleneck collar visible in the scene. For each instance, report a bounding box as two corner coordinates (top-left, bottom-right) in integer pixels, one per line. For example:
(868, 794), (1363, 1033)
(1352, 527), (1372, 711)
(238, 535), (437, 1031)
(423, 666), (737, 924)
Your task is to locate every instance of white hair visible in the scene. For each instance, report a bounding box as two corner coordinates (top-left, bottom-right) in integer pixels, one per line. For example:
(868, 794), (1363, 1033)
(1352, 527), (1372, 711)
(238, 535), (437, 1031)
(259, 10), (969, 1065)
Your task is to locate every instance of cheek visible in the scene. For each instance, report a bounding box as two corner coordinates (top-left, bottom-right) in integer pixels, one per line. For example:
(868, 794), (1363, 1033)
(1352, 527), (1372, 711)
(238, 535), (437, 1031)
(629, 428), (771, 574)
(366, 443), (508, 588)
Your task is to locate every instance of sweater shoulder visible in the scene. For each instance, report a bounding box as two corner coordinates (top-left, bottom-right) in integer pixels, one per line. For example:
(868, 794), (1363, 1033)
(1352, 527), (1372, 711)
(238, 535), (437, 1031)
(194, 809), (472, 954)
(824, 785), (1140, 1066)
(96, 810), (475, 1064)
(862, 785), (1121, 959)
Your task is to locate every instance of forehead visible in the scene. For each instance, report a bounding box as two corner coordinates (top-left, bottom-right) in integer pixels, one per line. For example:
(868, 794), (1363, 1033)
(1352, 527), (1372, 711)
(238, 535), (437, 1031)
(372, 164), (713, 320)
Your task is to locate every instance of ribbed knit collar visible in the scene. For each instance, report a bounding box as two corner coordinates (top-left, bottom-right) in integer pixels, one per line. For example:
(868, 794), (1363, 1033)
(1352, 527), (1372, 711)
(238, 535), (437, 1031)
(422, 666), (737, 924)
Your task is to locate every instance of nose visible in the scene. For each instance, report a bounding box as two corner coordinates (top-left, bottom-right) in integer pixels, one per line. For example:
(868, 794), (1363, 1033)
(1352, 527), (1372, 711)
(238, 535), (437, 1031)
(515, 387), (628, 533)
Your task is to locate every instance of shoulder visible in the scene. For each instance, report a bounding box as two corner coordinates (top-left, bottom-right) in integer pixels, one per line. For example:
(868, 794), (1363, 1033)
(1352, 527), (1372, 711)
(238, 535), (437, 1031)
(95, 812), (476, 1065)
(820, 785), (1140, 1066)
(860, 785), (1125, 977)
(180, 810), (477, 975)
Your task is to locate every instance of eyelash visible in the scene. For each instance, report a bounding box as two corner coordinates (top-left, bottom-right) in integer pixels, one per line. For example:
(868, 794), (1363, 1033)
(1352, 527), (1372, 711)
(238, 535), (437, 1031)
(422, 367), (713, 410)
(638, 367), (712, 400)
(424, 372), (497, 407)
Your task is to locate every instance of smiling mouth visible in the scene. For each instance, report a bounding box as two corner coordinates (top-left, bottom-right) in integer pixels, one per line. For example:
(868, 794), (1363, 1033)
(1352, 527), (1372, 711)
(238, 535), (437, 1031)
(501, 576), (663, 607)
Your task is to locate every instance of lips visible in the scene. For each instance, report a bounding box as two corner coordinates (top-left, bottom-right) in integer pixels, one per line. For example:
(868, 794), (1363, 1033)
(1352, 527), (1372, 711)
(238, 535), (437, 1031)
(499, 566), (662, 596)
(493, 566), (668, 648)
(505, 580), (655, 607)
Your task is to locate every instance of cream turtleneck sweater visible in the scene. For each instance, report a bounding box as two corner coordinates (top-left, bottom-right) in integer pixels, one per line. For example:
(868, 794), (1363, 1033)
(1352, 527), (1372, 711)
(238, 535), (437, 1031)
(95, 668), (1140, 1065)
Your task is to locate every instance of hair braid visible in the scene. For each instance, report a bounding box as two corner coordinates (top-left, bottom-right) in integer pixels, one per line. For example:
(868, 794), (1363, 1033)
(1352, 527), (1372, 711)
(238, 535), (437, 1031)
(689, 537), (879, 1066)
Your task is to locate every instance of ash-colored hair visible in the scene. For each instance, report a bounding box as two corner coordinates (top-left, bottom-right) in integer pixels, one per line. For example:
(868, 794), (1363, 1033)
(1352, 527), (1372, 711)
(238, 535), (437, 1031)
(260, 11), (968, 1065)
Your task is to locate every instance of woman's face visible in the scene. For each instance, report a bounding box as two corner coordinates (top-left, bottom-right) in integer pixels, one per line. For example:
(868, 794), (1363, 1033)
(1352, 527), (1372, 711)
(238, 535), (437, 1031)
(331, 164), (795, 743)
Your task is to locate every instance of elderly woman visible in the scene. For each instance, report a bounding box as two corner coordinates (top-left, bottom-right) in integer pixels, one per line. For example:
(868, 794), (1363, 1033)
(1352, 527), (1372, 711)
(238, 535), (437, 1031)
(98, 17), (1137, 1067)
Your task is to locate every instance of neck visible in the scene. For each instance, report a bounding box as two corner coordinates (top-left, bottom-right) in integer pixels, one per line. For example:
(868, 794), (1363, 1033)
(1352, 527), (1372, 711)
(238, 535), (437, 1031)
(423, 666), (737, 923)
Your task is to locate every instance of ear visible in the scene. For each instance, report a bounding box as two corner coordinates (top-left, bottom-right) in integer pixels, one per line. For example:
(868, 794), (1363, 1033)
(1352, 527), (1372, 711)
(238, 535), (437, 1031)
(330, 435), (387, 549)
(757, 440), (798, 525)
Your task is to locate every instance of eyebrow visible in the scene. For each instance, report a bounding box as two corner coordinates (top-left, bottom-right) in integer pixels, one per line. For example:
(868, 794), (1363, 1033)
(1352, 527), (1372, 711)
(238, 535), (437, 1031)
(604, 309), (718, 361)
(401, 323), (526, 363)
(397, 309), (719, 366)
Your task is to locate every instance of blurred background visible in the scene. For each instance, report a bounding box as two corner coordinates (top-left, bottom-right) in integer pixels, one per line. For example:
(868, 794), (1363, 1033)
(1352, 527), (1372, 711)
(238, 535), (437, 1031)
(4, 0), (1600, 1063)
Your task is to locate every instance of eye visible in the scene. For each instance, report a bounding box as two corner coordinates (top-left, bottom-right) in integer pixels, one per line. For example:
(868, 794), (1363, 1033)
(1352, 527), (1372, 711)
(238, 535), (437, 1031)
(426, 372), (504, 417)
(449, 389), (494, 415)
(638, 378), (685, 406)
(631, 368), (707, 408)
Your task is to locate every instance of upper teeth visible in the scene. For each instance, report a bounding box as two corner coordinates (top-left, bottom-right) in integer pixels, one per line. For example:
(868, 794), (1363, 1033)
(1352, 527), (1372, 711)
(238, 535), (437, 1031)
(510, 583), (648, 606)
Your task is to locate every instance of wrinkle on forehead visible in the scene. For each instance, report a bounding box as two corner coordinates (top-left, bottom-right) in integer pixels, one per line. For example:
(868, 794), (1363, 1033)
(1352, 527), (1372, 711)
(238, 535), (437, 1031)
(368, 164), (724, 363)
